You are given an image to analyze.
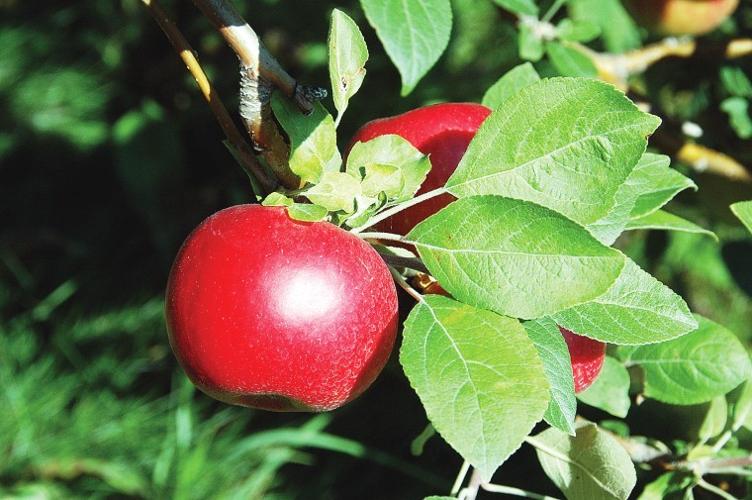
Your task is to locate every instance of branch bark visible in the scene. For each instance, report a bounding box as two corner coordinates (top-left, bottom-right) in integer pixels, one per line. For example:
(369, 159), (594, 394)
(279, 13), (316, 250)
(140, 0), (275, 193)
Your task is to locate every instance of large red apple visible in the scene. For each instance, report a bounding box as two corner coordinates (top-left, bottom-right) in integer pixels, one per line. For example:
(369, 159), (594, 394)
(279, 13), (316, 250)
(165, 205), (399, 411)
(559, 327), (606, 393)
(625, 0), (739, 36)
(348, 102), (491, 235)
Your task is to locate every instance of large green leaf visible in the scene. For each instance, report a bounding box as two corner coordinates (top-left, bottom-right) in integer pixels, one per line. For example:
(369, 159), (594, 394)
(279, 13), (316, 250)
(360, 0), (452, 96)
(271, 95), (341, 184)
(482, 62), (540, 109)
(553, 258), (697, 345)
(577, 357), (630, 418)
(619, 315), (752, 405)
(530, 423), (636, 500)
(731, 200), (752, 234)
(407, 196), (625, 319)
(524, 318), (577, 435)
(400, 295), (549, 482)
(446, 78), (661, 228)
(328, 9), (368, 124)
(627, 154), (696, 218)
(625, 210), (717, 240)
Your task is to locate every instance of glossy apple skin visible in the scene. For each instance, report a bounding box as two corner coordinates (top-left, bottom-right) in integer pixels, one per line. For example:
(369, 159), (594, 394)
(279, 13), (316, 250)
(165, 205), (399, 412)
(626, 0), (739, 36)
(348, 103), (491, 235)
(558, 327), (606, 393)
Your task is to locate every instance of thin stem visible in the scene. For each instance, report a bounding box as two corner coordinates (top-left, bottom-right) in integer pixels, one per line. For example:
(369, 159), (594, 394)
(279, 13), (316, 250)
(482, 483), (561, 500)
(351, 187), (448, 234)
(451, 461), (471, 496)
(376, 251), (428, 274)
(711, 430), (733, 453)
(458, 468), (483, 500)
(388, 266), (423, 303)
(541, 0), (566, 23)
(696, 478), (738, 500)
(358, 232), (408, 243)
(140, 0), (275, 193)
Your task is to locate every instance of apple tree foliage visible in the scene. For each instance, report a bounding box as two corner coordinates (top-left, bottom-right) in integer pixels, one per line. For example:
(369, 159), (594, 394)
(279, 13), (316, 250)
(251, 4), (752, 499)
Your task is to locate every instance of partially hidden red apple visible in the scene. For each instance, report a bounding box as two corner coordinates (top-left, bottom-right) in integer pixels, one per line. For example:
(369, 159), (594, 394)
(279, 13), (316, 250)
(348, 102), (491, 235)
(625, 0), (739, 36)
(165, 205), (399, 411)
(559, 327), (606, 393)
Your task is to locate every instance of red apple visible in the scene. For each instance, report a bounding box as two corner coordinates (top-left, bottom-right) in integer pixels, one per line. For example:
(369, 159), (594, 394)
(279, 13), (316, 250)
(165, 205), (399, 411)
(625, 0), (739, 36)
(348, 103), (491, 235)
(559, 327), (606, 393)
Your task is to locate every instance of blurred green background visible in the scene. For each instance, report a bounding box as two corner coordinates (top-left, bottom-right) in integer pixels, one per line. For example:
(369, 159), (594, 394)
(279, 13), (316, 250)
(1, 1), (751, 498)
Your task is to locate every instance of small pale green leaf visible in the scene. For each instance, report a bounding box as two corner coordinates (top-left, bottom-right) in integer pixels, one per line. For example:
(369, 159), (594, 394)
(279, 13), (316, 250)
(698, 396), (727, 442)
(524, 318), (577, 436)
(731, 200), (752, 234)
(628, 153), (697, 219)
(721, 97), (752, 140)
(271, 95), (341, 184)
(346, 135), (430, 201)
(482, 62), (541, 109)
(491, 0), (538, 16)
(556, 19), (601, 43)
(518, 22), (545, 62)
(345, 193), (384, 228)
(638, 472), (693, 500)
(400, 295), (550, 482)
(261, 192), (294, 207)
(626, 210), (717, 240)
(446, 78), (661, 228)
(568, 0), (640, 53)
(531, 423), (636, 500)
(619, 315), (752, 405)
(407, 196), (625, 319)
(287, 203), (329, 222)
(586, 152), (695, 244)
(553, 258), (696, 345)
(546, 42), (598, 77)
(360, 164), (404, 198)
(303, 171), (361, 213)
(733, 379), (752, 431)
(328, 9), (368, 121)
(578, 357), (630, 418)
(361, 0), (452, 96)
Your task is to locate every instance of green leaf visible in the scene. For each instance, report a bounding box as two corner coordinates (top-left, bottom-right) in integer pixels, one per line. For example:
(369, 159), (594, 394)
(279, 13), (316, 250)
(346, 134), (431, 202)
(303, 171), (361, 213)
(345, 193), (385, 228)
(638, 472), (693, 500)
(577, 357), (630, 418)
(733, 378), (752, 431)
(287, 204), (329, 222)
(407, 196), (625, 319)
(568, 0), (640, 53)
(328, 9), (368, 122)
(524, 318), (577, 436)
(556, 19), (601, 43)
(721, 97), (752, 140)
(731, 200), (752, 234)
(546, 42), (598, 77)
(619, 315), (752, 405)
(360, 0), (452, 96)
(359, 164), (404, 198)
(518, 21), (545, 62)
(553, 258), (697, 345)
(491, 0), (538, 16)
(530, 423), (636, 500)
(482, 62), (541, 110)
(271, 95), (341, 184)
(626, 210), (717, 241)
(720, 66), (752, 98)
(400, 295), (549, 482)
(261, 192), (294, 207)
(698, 396), (727, 442)
(446, 78), (661, 228)
(627, 153), (697, 219)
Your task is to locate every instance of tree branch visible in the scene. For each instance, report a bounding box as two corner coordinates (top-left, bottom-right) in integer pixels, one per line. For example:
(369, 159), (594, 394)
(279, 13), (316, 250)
(140, 0), (275, 193)
(191, 0), (327, 189)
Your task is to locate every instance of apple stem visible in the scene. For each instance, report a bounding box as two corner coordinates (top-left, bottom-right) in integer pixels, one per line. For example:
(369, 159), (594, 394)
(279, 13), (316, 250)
(351, 187), (448, 234)
(388, 266), (424, 303)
